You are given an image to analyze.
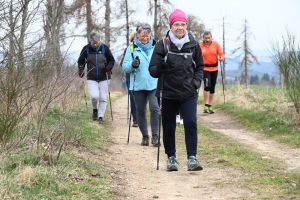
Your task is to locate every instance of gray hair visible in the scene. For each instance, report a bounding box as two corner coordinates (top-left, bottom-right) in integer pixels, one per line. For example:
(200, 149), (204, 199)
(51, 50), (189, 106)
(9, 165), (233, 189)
(203, 31), (212, 38)
(136, 23), (151, 34)
(89, 31), (101, 42)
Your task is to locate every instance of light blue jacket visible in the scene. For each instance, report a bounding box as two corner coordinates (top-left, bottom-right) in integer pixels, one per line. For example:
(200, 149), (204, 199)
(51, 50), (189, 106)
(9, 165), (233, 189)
(122, 38), (157, 91)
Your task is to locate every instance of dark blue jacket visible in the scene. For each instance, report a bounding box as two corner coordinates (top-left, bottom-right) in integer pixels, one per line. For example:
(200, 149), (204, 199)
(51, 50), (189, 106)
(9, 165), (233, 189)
(78, 43), (115, 81)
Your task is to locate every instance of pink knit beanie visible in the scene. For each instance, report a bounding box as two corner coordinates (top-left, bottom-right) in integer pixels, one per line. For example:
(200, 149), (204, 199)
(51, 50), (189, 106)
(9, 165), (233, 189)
(169, 9), (188, 28)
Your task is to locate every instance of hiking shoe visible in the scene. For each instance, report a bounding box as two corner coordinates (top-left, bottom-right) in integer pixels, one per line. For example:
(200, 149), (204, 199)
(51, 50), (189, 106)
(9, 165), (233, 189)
(209, 106), (215, 114)
(141, 136), (149, 146)
(187, 156), (203, 171)
(98, 117), (103, 124)
(132, 120), (138, 127)
(203, 106), (209, 113)
(92, 109), (98, 120)
(151, 134), (160, 147)
(167, 156), (179, 171)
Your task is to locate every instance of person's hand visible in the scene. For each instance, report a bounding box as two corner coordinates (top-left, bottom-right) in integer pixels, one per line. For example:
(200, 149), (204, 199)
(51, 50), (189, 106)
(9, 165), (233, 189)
(132, 56), (140, 68)
(104, 66), (110, 72)
(78, 70), (84, 78)
(157, 61), (169, 72)
(219, 57), (225, 62)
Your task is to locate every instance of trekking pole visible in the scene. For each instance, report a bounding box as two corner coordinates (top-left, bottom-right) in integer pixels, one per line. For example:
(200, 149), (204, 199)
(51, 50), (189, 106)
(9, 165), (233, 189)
(157, 54), (168, 170)
(77, 58), (88, 112)
(127, 70), (136, 145)
(127, 95), (132, 145)
(220, 61), (225, 103)
(127, 89), (130, 124)
(157, 74), (163, 170)
(127, 75), (130, 124)
(106, 72), (113, 121)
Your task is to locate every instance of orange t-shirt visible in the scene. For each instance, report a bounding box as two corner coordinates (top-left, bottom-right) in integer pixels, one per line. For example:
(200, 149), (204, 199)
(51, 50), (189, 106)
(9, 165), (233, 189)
(200, 41), (225, 72)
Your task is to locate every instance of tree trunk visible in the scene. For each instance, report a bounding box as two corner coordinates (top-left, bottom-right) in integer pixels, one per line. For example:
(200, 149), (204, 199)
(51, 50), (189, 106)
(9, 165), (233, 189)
(104, 0), (111, 47)
(86, 0), (92, 43)
(244, 26), (248, 88)
(44, 0), (64, 77)
(8, 2), (15, 67)
(18, 0), (30, 69)
(125, 0), (129, 46)
(153, 0), (158, 41)
(222, 17), (226, 89)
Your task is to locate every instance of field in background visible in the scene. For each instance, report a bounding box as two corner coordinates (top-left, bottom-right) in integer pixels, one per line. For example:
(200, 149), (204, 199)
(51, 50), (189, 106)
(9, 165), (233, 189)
(202, 83), (300, 148)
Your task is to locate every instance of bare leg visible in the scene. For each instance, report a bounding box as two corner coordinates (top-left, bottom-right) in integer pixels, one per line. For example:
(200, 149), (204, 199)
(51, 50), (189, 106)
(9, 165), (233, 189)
(208, 93), (214, 105)
(203, 91), (210, 104)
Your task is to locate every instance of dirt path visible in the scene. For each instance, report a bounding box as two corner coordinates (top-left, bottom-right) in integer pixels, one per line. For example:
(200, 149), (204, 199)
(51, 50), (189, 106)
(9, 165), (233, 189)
(199, 111), (300, 172)
(99, 95), (300, 199)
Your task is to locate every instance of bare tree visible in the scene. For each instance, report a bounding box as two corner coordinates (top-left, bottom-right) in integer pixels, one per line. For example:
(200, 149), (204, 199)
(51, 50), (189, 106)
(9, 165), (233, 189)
(119, 0), (136, 46)
(124, 0), (130, 46)
(232, 19), (259, 88)
(44, 0), (64, 76)
(104, 0), (111, 46)
(187, 14), (205, 43)
(0, 0), (84, 163)
(65, 0), (104, 42)
(147, 0), (173, 41)
(222, 17), (226, 88)
(0, 0), (42, 146)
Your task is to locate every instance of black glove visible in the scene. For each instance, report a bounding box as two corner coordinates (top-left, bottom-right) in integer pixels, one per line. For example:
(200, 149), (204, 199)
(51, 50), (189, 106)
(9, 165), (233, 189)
(193, 80), (201, 90)
(157, 61), (169, 72)
(132, 56), (140, 68)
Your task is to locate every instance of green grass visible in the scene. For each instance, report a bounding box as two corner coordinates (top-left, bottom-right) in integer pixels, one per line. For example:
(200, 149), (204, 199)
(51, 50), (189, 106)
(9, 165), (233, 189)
(1, 151), (116, 200)
(175, 120), (300, 199)
(202, 84), (300, 148)
(2, 87), (300, 199)
(216, 102), (300, 148)
(195, 84), (300, 198)
(0, 91), (125, 200)
(1, 157), (116, 200)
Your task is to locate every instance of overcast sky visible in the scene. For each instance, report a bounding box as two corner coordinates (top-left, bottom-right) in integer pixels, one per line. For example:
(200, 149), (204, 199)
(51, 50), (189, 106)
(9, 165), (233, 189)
(170, 0), (300, 54)
(68, 0), (300, 61)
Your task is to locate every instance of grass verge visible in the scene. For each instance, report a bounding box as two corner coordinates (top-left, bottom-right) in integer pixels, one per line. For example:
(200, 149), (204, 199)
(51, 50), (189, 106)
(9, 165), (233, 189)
(0, 91), (125, 200)
(175, 121), (300, 199)
(216, 102), (300, 148)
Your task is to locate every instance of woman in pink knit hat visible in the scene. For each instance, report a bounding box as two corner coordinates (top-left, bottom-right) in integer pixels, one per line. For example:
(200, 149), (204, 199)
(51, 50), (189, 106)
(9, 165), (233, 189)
(149, 9), (204, 171)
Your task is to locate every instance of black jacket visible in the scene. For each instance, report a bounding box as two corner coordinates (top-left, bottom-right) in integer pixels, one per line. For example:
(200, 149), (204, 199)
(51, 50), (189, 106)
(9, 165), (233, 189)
(77, 43), (115, 81)
(149, 32), (204, 101)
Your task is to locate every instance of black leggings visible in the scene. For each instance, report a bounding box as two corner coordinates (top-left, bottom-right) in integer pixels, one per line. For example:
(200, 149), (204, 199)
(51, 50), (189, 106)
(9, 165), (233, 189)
(203, 70), (218, 94)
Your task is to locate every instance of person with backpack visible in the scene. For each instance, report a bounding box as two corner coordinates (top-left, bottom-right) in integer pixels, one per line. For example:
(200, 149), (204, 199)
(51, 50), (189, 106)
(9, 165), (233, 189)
(149, 9), (204, 171)
(122, 23), (160, 147)
(77, 31), (115, 124)
(120, 31), (138, 128)
(200, 31), (225, 114)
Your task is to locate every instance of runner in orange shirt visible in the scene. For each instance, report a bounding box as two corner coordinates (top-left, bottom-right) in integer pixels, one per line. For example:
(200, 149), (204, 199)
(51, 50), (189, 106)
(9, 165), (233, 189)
(200, 31), (225, 113)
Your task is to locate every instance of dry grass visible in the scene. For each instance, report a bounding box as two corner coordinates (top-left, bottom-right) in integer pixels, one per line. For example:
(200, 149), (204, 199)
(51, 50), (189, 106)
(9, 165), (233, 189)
(14, 166), (37, 187)
(211, 84), (298, 118)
